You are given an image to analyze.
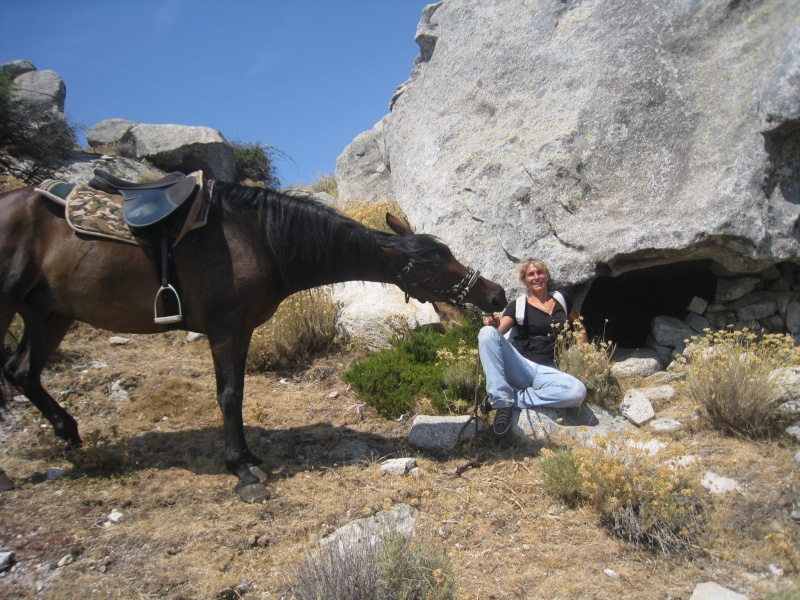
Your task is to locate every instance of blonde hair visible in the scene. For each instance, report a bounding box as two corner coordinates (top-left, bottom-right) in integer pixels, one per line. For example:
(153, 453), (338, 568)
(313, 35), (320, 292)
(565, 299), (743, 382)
(517, 257), (550, 282)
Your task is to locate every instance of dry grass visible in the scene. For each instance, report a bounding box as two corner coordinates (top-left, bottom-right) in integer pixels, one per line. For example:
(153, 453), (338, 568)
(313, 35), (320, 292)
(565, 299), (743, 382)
(684, 328), (800, 438)
(0, 174), (28, 193)
(338, 198), (408, 232)
(0, 322), (798, 599)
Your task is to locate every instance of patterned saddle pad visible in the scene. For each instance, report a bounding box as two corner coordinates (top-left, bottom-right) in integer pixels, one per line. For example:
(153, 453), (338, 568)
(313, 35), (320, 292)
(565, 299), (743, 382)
(37, 180), (141, 245)
(36, 172), (208, 246)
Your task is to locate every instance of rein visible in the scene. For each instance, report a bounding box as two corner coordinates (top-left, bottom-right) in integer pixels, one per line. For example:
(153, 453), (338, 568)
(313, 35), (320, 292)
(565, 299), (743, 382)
(395, 258), (481, 308)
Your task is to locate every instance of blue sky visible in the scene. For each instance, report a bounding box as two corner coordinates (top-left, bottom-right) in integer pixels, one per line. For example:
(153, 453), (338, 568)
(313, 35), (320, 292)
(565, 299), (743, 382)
(0, 1), (430, 186)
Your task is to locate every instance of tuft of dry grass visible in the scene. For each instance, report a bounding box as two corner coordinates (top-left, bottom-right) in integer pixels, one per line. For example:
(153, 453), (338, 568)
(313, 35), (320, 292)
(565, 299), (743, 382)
(684, 328), (800, 438)
(247, 287), (340, 372)
(338, 198), (408, 232)
(0, 174), (28, 193)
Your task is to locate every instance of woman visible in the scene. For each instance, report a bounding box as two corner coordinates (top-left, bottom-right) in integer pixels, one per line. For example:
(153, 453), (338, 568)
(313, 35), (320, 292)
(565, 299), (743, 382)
(478, 258), (587, 436)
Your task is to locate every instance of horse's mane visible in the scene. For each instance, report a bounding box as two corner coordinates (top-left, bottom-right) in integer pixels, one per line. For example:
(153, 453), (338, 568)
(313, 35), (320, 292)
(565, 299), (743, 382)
(211, 183), (448, 281)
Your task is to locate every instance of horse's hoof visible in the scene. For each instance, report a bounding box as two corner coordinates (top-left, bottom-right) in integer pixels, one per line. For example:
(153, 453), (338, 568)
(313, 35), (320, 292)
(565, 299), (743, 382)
(237, 482), (270, 503)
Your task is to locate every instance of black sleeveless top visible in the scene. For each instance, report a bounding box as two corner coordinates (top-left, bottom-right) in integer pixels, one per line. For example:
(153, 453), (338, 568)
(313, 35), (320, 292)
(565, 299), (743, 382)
(501, 293), (573, 367)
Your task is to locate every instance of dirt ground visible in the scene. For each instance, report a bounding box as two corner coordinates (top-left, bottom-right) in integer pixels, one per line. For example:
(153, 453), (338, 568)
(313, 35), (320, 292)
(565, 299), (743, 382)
(0, 323), (798, 599)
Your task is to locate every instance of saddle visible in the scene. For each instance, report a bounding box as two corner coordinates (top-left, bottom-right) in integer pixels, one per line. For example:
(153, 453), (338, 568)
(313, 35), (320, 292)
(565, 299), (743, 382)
(86, 169), (207, 325)
(88, 169), (198, 228)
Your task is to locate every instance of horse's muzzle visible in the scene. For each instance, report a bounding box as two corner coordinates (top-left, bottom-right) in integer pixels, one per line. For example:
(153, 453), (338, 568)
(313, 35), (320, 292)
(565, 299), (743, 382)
(469, 278), (507, 313)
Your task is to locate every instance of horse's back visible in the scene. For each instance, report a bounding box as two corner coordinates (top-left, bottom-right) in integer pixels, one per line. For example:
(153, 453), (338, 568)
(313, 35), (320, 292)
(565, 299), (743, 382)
(0, 187), (165, 331)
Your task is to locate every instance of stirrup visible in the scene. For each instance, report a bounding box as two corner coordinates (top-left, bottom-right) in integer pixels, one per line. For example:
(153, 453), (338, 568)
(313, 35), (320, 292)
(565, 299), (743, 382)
(154, 283), (183, 324)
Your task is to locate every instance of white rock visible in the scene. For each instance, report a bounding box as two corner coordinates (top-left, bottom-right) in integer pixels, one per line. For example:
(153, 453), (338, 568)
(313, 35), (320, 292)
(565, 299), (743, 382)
(620, 389), (656, 426)
(649, 417), (683, 432)
(689, 581), (748, 600)
(107, 509), (124, 523)
(686, 296), (709, 314)
(610, 357), (662, 378)
(380, 458), (417, 476)
(333, 281), (438, 350)
(701, 472), (741, 495)
(638, 385), (676, 403)
(408, 415), (483, 450)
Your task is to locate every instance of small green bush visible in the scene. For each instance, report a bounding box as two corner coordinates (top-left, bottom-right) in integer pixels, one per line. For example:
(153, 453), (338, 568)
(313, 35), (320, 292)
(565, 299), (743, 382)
(230, 139), (281, 188)
(537, 447), (585, 506)
(342, 322), (483, 419)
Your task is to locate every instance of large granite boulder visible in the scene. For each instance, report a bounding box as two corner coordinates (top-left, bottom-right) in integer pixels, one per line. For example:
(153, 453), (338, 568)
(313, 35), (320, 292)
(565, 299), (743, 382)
(86, 120), (235, 181)
(336, 0), (800, 299)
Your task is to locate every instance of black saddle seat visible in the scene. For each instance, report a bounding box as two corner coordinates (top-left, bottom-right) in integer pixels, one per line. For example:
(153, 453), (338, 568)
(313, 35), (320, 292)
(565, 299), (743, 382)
(88, 169), (198, 228)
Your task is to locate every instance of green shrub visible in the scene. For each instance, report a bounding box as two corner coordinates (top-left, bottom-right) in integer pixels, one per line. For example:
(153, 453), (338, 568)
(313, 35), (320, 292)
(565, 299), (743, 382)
(342, 322), (483, 419)
(230, 139), (281, 188)
(684, 328), (800, 438)
(378, 531), (456, 600)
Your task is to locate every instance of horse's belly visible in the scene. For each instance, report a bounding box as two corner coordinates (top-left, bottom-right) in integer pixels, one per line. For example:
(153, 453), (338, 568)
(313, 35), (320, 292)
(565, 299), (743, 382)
(44, 238), (170, 333)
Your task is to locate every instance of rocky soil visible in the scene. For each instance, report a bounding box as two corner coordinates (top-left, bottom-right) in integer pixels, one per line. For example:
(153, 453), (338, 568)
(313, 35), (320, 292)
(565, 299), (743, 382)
(0, 323), (798, 599)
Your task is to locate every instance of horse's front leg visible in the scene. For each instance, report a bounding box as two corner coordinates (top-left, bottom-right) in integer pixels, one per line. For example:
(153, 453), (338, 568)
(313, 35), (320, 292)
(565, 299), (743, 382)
(207, 324), (269, 502)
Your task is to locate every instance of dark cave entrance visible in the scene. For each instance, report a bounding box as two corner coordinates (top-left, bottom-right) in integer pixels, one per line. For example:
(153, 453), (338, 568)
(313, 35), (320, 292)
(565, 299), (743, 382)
(580, 260), (717, 348)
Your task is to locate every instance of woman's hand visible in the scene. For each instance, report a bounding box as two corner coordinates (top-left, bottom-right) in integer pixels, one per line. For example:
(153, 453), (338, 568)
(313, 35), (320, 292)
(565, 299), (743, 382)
(483, 314), (500, 327)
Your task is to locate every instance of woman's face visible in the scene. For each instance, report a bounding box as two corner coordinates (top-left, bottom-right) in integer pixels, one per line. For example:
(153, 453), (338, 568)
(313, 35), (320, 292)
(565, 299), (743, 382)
(523, 264), (549, 294)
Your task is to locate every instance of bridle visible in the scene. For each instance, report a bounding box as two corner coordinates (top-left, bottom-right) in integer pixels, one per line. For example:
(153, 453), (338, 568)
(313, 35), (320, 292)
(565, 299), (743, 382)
(395, 258), (481, 308)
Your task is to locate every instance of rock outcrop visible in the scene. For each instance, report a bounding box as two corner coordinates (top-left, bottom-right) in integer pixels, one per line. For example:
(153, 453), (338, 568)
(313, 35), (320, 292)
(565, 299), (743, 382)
(336, 0), (800, 316)
(1, 60), (236, 183)
(86, 120), (235, 181)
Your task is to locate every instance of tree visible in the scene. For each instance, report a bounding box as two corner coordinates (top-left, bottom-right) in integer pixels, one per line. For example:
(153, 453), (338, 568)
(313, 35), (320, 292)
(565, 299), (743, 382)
(231, 140), (282, 188)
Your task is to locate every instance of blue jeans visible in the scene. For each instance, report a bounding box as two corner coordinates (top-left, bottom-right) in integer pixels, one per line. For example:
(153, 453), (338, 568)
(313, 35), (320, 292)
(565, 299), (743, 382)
(478, 326), (587, 409)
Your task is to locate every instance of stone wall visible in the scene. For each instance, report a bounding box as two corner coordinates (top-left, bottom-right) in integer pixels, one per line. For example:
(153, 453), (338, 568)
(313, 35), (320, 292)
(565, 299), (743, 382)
(648, 263), (800, 365)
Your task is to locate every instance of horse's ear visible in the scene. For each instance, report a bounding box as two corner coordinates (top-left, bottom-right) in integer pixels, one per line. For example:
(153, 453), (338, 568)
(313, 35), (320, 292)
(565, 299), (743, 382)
(386, 213), (414, 235)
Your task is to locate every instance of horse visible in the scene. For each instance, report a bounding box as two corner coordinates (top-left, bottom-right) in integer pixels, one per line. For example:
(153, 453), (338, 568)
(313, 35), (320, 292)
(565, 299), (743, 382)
(0, 180), (507, 502)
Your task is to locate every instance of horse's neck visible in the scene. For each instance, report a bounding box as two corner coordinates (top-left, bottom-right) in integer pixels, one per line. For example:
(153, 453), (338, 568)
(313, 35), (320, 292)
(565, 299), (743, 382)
(283, 261), (395, 294)
(279, 230), (395, 294)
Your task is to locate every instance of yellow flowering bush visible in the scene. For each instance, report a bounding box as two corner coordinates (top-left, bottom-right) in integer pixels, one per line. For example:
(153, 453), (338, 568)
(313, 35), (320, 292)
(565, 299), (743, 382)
(247, 287), (340, 372)
(573, 432), (706, 555)
(684, 327), (800, 438)
(538, 433), (706, 555)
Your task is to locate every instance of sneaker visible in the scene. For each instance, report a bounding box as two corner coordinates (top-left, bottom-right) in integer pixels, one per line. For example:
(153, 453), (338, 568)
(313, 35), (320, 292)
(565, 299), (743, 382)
(480, 395), (493, 415)
(492, 406), (514, 436)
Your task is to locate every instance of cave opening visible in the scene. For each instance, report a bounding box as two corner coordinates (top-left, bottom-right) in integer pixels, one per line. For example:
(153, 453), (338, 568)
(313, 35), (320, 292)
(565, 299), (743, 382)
(580, 260), (717, 348)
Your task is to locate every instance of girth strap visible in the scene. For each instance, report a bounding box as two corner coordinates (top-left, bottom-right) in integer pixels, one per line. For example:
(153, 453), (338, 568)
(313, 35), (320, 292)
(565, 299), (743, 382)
(153, 228), (183, 324)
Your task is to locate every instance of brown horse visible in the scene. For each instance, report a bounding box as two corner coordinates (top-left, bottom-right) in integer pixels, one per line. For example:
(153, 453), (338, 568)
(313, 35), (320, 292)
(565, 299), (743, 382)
(0, 181), (506, 501)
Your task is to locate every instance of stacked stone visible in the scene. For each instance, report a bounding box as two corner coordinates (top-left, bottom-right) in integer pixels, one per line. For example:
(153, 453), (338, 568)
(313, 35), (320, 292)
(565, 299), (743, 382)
(647, 263), (800, 366)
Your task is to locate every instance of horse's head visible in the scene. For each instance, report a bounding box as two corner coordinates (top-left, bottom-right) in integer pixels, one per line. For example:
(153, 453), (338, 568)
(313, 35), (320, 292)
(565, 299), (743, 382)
(381, 214), (507, 313)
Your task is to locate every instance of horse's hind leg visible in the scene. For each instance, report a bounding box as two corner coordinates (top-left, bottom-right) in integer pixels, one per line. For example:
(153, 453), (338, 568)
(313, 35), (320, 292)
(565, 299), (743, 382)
(5, 311), (81, 447)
